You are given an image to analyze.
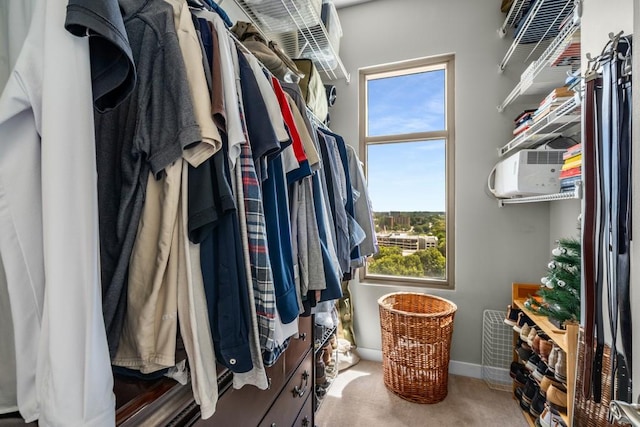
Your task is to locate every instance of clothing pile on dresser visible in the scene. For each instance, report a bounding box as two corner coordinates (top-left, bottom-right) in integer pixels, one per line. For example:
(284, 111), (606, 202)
(0, 0), (377, 425)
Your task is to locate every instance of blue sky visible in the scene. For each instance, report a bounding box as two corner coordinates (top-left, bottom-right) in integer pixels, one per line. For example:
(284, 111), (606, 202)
(367, 70), (446, 212)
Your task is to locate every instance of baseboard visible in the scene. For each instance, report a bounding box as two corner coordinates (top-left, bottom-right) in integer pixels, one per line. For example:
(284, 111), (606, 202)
(356, 348), (482, 379)
(356, 347), (383, 362)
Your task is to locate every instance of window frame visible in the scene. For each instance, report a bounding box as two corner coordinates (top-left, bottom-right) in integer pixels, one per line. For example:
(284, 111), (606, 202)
(358, 54), (455, 289)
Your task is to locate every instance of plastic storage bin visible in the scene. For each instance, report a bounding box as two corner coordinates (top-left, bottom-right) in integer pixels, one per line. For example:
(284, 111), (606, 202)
(378, 292), (457, 404)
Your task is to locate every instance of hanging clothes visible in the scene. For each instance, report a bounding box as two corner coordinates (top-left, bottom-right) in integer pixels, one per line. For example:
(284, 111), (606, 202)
(228, 41), (270, 389)
(95, 0), (202, 357)
(346, 144), (378, 260)
(64, 0), (136, 111)
(0, 0), (115, 424)
(0, 0), (36, 90)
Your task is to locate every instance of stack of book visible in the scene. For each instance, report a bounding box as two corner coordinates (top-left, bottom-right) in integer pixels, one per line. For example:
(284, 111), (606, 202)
(549, 29), (581, 68)
(513, 109), (537, 137)
(560, 143), (582, 192)
(533, 86), (575, 123)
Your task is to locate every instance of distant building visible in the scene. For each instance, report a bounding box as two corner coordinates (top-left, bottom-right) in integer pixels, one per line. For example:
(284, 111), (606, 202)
(419, 235), (438, 249)
(377, 233), (438, 252)
(378, 216), (395, 228)
(395, 215), (411, 228)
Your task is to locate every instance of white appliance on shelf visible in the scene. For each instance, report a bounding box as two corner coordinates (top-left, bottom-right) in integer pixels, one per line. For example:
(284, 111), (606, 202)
(489, 149), (566, 198)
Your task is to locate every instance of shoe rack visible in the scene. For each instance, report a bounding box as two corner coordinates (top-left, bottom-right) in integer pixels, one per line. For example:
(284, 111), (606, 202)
(512, 282), (579, 426)
(314, 324), (338, 411)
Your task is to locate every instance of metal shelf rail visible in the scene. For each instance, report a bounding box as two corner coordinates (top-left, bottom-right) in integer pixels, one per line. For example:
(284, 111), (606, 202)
(498, 0), (577, 72)
(498, 16), (580, 112)
(499, 94), (581, 157)
(231, 0), (350, 82)
(498, 181), (582, 206)
(498, 0), (531, 38)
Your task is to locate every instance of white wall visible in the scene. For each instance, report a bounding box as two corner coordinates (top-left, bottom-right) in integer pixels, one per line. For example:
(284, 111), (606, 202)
(581, 0), (633, 73)
(331, 0), (555, 366)
(549, 200), (581, 250)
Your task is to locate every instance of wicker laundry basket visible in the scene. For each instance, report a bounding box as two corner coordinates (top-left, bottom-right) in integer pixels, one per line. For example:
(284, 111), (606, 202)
(378, 292), (457, 404)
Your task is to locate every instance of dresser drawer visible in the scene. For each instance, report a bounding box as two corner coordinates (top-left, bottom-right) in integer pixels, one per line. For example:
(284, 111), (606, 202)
(284, 315), (312, 377)
(292, 393), (313, 427)
(195, 357), (286, 426)
(258, 350), (313, 427)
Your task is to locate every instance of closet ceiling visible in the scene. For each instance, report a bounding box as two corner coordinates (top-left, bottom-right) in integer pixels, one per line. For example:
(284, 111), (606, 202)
(332, 0), (378, 8)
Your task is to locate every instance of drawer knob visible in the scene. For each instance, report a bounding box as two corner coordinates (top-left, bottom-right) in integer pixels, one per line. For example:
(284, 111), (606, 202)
(292, 370), (309, 398)
(271, 423), (276, 427)
(301, 416), (310, 427)
(297, 332), (307, 341)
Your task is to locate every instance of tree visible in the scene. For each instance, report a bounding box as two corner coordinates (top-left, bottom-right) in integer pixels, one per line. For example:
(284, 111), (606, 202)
(368, 253), (423, 277)
(525, 238), (581, 326)
(372, 245), (402, 260)
(437, 236), (446, 257)
(416, 248), (446, 278)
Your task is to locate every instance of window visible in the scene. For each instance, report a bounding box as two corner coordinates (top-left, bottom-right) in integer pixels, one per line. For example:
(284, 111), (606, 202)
(359, 55), (455, 288)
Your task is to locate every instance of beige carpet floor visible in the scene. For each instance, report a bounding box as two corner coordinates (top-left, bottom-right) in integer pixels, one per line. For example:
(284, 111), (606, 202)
(315, 360), (528, 427)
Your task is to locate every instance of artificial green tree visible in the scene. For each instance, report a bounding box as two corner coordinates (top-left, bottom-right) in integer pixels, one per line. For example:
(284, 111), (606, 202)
(525, 238), (581, 327)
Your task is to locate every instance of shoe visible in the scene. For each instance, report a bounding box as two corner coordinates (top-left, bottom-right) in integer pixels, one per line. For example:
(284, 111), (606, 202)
(520, 324), (532, 342)
(526, 353), (541, 372)
(505, 305), (522, 326)
(532, 359), (549, 382)
(539, 337), (553, 362)
(526, 327), (539, 346)
(515, 386), (524, 401)
(530, 390), (546, 418)
(517, 337), (532, 351)
(316, 352), (327, 386)
(514, 369), (529, 388)
(532, 335), (541, 355)
(514, 312), (534, 333)
(539, 374), (566, 396)
(521, 377), (540, 411)
(546, 384), (568, 411)
(554, 350), (567, 382)
(547, 346), (559, 374)
(516, 346), (534, 364)
(538, 404), (552, 427)
(510, 361), (526, 378)
(322, 344), (332, 365)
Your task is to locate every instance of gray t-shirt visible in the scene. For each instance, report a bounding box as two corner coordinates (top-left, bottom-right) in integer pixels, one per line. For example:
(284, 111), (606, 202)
(65, 0), (136, 112)
(95, 0), (201, 356)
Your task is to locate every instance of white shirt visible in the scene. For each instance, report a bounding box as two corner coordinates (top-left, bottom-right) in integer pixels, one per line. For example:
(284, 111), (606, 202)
(0, 258), (17, 415)
(0, 0), (115, 425)
(0, 0), (36, 90)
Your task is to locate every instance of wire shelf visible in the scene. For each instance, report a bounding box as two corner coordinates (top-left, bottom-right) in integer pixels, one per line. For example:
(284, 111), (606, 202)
(498, 0), (577, 72)
(499, 94), (581, 157)
(499, 17), (580, 111)
(231, 0), (350, 82)
(498, 181), (582, 206)
(498, 0), (532, 37)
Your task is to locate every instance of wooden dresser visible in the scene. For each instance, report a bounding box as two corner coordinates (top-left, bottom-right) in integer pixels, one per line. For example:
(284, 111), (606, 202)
(115, 315), (315, 427)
